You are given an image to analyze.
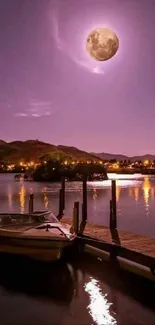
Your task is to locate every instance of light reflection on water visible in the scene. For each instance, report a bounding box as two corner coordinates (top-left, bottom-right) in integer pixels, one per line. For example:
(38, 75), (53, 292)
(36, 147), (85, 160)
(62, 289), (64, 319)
(88, 179), (142, 188)
(107, 173), (143, 180)
(134, 187), (139, 202)
(142, 176), (151, 216)
(43, 190), (49, 209)
(85, 277), (117, 325)
(1, 173), (155, 236)
(116, 186), (121, 202)
(8, 185), (13, 210)
(19, 185), (25, 213)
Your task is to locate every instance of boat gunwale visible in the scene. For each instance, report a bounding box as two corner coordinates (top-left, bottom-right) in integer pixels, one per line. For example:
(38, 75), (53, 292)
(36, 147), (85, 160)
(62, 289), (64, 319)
(0, 231), (74, 241)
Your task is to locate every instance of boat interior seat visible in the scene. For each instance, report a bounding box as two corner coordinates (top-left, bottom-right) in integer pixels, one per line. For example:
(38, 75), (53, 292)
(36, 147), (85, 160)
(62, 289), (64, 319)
(0, 216), (12, 225)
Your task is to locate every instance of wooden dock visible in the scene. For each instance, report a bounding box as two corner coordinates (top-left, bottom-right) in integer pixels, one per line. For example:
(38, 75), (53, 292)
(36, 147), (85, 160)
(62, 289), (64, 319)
(62, 216), (155, 258)
(56, 177), (155, 266)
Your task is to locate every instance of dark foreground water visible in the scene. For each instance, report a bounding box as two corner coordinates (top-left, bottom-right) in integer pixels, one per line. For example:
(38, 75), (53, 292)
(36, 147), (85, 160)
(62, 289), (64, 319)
(0, 254), (154, 325)
(0, 173), (155, 237)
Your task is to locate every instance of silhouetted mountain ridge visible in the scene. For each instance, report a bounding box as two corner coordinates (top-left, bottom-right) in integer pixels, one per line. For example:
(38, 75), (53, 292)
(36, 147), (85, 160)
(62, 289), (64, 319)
(0, 140), (100, 163)
(0, 140), (154, 163)
(91, 152), (155, 161)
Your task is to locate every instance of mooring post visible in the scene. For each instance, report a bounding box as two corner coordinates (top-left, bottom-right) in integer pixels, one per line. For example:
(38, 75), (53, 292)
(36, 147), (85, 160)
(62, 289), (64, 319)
(110, 199), (113, 228)
(29, 193), (34, 214)
(58, 188), (63, 219)
(79, 177), (87, 235)
(72, 201), (79, 234)
(61, 176), (65, 211)
(110, 180), (117, 229)
(57, 177), (65, 220)
(82, 176), (87, 222)
(79, 203), (86, 235)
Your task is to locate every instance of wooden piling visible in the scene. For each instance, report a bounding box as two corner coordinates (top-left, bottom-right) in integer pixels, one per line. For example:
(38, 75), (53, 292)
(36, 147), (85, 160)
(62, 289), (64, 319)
(82, 177), (87, 222)
(57, 177), (65, 219)
(72, 201), (79, 234)
(111, 180), (117, 229)
(58, 189), (63, 219)
(78, 203), (84, 235)
(61, 176), (65, 211)
(110, 199), (113, 228)
(29, 193), (34, 214)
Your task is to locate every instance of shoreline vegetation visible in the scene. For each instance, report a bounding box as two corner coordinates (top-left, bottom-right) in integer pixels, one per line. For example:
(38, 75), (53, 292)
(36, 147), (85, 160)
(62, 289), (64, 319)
(4, 168), (155, 184)
(15, 160), (108, 182)
(1, 165), (155, 181)
(1, 167), (155, 174)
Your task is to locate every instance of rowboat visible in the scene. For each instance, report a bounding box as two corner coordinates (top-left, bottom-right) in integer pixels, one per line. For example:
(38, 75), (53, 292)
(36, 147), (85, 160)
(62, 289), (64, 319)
(0, 211), (75, 261)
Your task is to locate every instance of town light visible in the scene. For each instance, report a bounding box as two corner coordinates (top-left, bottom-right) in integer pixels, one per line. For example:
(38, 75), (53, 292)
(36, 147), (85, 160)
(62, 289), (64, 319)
(144, 160), (149, 166)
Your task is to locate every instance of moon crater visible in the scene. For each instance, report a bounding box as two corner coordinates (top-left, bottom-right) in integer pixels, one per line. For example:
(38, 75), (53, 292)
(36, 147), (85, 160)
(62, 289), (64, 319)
(86, 28), (119, 61)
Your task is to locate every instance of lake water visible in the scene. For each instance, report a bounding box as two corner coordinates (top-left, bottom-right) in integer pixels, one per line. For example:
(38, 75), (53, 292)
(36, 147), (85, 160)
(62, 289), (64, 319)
(0, 173), (155, 237)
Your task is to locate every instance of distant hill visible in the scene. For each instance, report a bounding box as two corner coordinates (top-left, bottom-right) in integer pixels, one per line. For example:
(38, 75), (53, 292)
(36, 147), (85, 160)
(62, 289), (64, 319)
(129, 154), (155, 162)
(92, 152), (155, 162)
(0, 140), (100, 163)
(91, 152), (129, 161)
(0, 140), (7, 145)
(57, 145), (98, 161)
(1, 140), (155, 164)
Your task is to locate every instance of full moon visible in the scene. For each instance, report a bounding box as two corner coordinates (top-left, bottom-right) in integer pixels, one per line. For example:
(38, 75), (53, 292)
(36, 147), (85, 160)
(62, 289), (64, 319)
(86, 28), (119, 61)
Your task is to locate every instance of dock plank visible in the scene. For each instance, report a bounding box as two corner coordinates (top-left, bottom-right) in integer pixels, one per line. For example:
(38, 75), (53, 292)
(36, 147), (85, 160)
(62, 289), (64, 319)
(61, 217), (155, 258)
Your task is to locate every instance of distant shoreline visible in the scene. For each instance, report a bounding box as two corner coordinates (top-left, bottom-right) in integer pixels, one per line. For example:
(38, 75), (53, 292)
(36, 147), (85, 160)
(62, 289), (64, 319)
(107, 169), (155, 175)
(1, 170), (155, 176)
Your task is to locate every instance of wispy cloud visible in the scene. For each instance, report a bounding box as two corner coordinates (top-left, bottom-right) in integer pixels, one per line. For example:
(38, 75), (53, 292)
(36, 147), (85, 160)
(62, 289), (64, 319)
(15, 100), (54, 118)
(31, 113), (41, 117)
(51, 10), (105, 75)
(30, 101), (52, 107)
(15, 113), (28, 117)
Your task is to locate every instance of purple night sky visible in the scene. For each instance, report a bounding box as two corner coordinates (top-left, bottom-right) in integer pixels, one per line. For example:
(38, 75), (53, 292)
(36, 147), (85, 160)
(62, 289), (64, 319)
(0, 0), (155, 155)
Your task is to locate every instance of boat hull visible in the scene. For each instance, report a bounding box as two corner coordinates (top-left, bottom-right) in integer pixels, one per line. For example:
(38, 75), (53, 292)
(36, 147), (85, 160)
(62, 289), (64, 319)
(0, 236), (73, 262)
(0, 211), (76, 262)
